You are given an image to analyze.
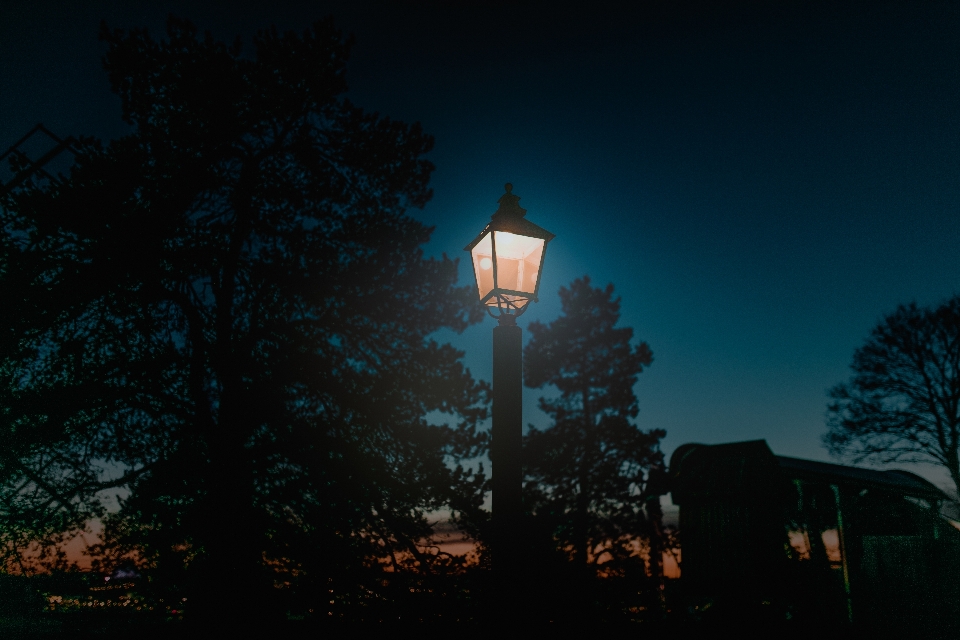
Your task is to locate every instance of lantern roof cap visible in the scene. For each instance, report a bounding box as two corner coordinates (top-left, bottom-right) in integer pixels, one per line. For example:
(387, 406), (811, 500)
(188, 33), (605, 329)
(463, 183), (556, 251)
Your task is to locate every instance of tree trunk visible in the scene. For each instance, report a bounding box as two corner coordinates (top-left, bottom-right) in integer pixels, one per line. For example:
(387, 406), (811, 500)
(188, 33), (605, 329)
(645, 495), (665, 611)
(576, 386), (592, 570)
(191, 391), (261, 624)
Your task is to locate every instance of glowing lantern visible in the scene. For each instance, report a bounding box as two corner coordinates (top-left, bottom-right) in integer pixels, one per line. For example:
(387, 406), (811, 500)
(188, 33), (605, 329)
(465, 184), (555, 316)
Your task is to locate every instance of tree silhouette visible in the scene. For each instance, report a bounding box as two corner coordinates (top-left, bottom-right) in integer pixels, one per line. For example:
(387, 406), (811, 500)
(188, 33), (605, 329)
(0, 16), (489, 622)
(826, 296), (960, 498)
(522, 277), (665, 582)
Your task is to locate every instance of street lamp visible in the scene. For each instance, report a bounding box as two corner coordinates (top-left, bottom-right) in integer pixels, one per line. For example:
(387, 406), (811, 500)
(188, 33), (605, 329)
(465, 183), (554, 606)
(465, 184), (554, 319)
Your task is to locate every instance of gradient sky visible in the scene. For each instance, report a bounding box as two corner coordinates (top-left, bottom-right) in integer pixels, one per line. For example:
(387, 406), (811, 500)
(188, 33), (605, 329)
(3, 0), (959, 490)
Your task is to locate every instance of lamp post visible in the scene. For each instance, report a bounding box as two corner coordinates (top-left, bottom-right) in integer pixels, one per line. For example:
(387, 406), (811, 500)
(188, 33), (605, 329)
(465, 183), (555, 607)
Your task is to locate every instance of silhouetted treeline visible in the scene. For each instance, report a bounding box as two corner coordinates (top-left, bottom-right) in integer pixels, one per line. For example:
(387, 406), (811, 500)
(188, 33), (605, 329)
(520, 277), (670, 621)
(827, 295), (960, 499)
(0, 17), (681, 629)
(0, 15), (489, 627)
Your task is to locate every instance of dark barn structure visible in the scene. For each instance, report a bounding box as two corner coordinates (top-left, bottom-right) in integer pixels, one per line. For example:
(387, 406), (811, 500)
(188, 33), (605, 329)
(669, 440), (960, 632)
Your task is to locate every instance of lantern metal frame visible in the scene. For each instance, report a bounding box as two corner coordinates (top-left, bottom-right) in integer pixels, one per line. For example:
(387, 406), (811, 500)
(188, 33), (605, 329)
(464, 184), (555, 318)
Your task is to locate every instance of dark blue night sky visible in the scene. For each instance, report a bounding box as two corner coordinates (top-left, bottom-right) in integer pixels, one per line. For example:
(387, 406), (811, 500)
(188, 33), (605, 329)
(3, 0), (959, 489)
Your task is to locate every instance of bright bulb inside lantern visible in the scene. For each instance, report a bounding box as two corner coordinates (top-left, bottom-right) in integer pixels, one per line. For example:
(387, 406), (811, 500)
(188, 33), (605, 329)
(469, 229), (545, 306)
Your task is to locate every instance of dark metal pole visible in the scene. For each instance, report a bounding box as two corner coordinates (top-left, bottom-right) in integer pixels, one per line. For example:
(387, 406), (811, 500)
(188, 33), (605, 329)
(492, 313), (522, 608)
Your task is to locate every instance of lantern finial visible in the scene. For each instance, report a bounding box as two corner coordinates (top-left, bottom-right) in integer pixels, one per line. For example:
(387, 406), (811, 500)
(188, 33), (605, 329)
(495, 183), (526, 219)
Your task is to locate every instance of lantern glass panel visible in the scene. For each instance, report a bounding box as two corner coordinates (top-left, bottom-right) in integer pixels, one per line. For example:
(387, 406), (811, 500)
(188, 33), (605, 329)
(470, 231), (495, 301)
(493, 231), (544, 296)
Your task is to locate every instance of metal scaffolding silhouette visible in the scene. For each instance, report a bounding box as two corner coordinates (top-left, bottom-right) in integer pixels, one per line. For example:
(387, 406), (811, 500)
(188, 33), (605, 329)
(0, 123), (80, 197)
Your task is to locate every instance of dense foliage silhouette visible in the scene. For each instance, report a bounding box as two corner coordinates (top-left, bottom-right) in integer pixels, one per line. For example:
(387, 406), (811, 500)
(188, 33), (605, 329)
(521, 277), (666, 616)
(0, 16), (489, 623)
(826, 295), (960, 498)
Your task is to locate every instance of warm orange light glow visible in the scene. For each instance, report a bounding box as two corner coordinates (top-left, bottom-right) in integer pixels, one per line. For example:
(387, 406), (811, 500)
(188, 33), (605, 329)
(788, 530), (811, 560)
(469, 230), (545, 308)
(822, 528), (841, 563)
(470, 232), (495, 301)
(787, 528), (842, 563)
(492, 231), (544, 295)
